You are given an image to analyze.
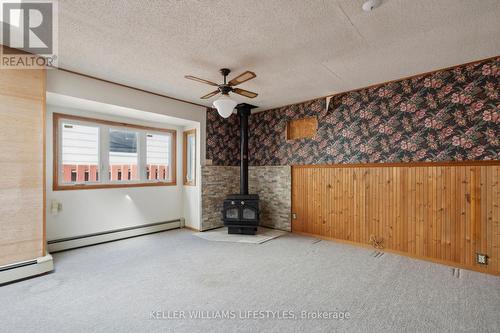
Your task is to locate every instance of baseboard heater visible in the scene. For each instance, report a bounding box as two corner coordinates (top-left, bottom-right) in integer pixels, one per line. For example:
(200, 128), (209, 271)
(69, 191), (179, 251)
(47, 219), (183, 253)
(0, 254), (54, 285)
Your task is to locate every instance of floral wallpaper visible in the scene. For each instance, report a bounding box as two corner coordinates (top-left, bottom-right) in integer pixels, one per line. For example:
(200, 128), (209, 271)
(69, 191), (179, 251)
(249, 99), (326, 165)
(207, 57), (500, 166)
(206, 107), (240, 166)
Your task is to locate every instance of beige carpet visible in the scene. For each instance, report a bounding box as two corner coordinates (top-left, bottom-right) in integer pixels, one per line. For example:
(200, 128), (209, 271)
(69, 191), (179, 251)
(194, 227), (287, 244)
(1, 229), (499, 332)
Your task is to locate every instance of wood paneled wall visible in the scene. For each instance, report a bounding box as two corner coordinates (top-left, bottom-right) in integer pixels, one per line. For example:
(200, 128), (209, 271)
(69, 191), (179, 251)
(292, 162), (500, 275)
(0, 56), (46, 266)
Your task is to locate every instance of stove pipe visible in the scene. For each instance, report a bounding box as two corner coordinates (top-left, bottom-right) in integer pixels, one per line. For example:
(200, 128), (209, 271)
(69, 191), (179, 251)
(235, 103), (257, 195)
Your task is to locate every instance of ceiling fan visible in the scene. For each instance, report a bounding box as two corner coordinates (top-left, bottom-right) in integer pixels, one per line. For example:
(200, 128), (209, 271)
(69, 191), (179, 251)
(185, 68), (258, 118)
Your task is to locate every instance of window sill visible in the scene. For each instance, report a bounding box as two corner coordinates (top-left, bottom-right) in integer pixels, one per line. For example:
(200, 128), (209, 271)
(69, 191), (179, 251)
(53, 181), (177, 191)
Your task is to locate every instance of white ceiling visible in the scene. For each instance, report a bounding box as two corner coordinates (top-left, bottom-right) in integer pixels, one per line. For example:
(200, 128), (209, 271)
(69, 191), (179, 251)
(46, 92), (199, 127)
(54, 0), (500, 111)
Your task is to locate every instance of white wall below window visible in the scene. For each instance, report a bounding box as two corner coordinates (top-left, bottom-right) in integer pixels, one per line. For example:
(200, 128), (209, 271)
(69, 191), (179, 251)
(45, 70), (205, 240)
(48, 184), (183, 240)
(46, 106), (189, 240)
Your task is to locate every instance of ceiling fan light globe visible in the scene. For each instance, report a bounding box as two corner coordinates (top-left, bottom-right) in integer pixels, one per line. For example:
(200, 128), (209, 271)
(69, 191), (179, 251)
(213, 95), (237, 118)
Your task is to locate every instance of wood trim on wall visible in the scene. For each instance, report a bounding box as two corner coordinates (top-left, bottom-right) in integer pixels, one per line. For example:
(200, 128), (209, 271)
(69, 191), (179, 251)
(171, 131), (178, 186)
(56, 67), (207, 109)
(292, 230), (498, 276)
(52, 112), (177, 191)
(260, 54), (500, 113)
(53, 181), (178, 191)
(293, 160), (500, 169)
(291, 163), (500, 275)
(183, 129), (197, 186)
(52, 112), (178, 134)
(183, 225), (200, 232)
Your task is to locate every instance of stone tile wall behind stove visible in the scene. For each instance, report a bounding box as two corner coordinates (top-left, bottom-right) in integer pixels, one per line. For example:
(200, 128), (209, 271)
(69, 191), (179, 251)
(249, 166), (291, 231)
(201, 166), (239, 231)
(201, 166), (291, 231)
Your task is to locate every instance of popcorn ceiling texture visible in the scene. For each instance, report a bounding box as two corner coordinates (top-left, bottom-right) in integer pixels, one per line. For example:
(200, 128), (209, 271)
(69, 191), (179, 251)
(57, 1), (500, 110)
(207, 57), (500, 166)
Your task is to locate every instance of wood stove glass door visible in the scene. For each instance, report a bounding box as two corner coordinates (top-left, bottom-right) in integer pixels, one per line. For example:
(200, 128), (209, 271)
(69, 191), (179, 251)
(242, 207), (257, 220)
(226, 208), (239, 219)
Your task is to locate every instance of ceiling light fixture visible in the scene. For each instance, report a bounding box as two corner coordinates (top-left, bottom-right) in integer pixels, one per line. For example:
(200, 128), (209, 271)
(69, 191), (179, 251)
(213, 94), (237, 118)
(362, 0), (381, 12)
(185, 68), (258, 118)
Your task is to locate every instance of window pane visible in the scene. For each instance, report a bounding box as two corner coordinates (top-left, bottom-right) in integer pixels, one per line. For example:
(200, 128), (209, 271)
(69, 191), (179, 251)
(61, 123), (99, 184)
(186, 134), (195, 182)
(147, 133), (171, 181)
(109, 129), (139, 181)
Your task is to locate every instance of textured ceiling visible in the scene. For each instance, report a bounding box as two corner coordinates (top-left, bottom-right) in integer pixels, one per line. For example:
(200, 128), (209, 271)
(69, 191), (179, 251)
(46, 93), (198, 127)
(54, 0), (500, 111)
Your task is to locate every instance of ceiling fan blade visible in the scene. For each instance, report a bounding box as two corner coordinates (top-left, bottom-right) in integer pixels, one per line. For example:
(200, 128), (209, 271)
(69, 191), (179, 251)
(228, 71), (256, 86)
(200, 90), (220, 99)
(232, 88), (258, 98)
(184, 75), (219, 86)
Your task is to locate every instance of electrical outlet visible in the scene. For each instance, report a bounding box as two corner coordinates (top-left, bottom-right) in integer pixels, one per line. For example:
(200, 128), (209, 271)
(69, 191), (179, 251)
(51, 200), (62, 215)
(476, 253), (488, 265)
(292, 213), (297, 219)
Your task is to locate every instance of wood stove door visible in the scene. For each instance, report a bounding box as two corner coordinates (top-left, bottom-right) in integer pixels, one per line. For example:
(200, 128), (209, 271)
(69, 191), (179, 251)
(225, 207), (239, 220)
(242, 207), (257, 220)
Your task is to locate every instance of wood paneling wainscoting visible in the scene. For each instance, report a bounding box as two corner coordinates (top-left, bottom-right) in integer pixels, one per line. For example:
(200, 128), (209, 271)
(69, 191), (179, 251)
(291, 162), (500, 275)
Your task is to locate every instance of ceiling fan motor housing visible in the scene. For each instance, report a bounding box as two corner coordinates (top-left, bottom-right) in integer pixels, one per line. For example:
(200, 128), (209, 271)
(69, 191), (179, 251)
(220, 85), (232, 95)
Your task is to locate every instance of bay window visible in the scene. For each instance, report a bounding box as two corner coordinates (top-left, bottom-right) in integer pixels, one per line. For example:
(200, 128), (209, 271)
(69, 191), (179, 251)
(53, 113), (176, 190)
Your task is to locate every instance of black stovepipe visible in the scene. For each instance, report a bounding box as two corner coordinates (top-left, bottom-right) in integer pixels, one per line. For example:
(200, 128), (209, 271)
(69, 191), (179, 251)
(235, 103), (257, 195)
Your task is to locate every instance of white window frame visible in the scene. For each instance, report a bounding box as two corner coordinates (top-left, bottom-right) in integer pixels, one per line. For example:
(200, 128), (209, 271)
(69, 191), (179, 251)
(145, 130), (176, 183)
(58, 118), (101, 186)
(106, 125), (141, 185)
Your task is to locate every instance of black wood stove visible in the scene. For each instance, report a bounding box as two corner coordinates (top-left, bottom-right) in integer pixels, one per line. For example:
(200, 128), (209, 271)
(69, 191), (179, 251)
(222, 103), (260, 235)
